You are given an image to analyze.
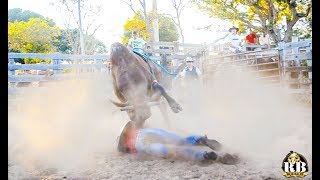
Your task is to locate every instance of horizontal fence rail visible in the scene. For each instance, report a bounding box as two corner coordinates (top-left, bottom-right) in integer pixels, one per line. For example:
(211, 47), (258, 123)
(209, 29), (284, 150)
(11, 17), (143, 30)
(8, 40), (312, 107)
(200, 39), (312, 104)
(8, 53), (109, 60)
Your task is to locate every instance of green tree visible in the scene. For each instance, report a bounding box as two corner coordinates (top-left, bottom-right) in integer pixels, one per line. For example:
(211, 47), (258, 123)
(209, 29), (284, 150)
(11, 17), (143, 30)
(8, 8), (55, 26)
(53, 29), (73, 54)
(158, 14), (179, 42)
(51, 0), (104, 55)
(293, 13), (312, 40)
(56, 29), (107, 55)
(122, 13), (179, 44)
(193, 0), (311, 44)
(8, 18), (60, 63)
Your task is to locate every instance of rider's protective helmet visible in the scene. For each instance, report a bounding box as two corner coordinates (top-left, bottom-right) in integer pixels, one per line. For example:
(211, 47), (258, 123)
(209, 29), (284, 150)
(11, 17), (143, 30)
(117, 121), (134, 153)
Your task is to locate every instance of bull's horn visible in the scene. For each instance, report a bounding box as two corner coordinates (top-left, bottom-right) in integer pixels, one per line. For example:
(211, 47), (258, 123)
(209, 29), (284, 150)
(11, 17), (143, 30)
(109, 99), (129, 107)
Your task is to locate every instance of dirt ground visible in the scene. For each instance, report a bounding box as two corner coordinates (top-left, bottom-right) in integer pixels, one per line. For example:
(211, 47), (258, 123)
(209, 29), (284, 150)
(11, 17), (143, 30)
(8, 71), (312, 179)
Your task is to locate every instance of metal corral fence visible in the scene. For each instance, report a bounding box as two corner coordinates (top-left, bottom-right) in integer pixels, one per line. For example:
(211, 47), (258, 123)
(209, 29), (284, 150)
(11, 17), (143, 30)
(8, 42), (207, 110)
(8, 40), (311, 110)
(200, 39), (312, 104)
(8, 42), (207, 87)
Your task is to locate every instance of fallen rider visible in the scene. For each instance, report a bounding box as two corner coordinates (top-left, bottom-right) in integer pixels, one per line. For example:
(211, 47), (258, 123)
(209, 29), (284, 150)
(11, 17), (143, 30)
(117, 121), (239, 164)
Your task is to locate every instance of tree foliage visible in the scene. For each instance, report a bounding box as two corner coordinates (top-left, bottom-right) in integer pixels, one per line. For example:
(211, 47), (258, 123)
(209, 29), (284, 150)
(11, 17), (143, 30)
(55, 29), (107, 55)
(8, 8), (55, 26)
(51, 0), (104, 54)
(8, 18), (60, 63)
(158, 15), (179, 42)
(123, 14), (149, 44)
(170, 0), (190, 43)
(122, 13), (179, 44)
(8, 8), (106, 57)
(193, 0), (311, 43)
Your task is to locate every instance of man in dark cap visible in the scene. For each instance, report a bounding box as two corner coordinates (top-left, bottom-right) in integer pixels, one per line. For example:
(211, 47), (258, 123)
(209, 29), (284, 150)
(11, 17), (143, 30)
(225, 26), (243, 53)
(117, 121), (238, 164)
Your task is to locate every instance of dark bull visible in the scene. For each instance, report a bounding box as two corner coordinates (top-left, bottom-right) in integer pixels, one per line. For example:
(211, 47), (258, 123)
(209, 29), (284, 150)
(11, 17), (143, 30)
(109, 42), (182, 127)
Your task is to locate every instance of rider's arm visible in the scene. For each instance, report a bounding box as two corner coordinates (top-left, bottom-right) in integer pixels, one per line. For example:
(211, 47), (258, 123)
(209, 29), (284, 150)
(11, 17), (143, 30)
(140, 38), (147, 50)
(225, 36), (237, 49)
(127, 38), (133, 48)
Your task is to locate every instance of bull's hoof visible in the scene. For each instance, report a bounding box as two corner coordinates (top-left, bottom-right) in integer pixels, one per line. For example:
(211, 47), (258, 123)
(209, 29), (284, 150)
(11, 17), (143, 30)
(197, 136), (222, 151)
(217, 153), (239, 165)
(169, 101), (182, 113)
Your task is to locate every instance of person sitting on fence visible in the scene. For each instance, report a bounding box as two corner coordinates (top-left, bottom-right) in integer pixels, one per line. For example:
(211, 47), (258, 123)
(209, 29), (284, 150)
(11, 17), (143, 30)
(259, 32), (271, 49)
(117, 121), (239, 164)
(225, 26), (244, 54)
(245, 29), (258, 51)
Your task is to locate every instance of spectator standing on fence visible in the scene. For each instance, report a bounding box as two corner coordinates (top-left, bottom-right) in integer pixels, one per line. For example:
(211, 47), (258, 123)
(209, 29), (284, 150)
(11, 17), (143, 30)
(225, 26), (243, 53)
(259, 32), (271, 49)
(245, 29), (258, 51)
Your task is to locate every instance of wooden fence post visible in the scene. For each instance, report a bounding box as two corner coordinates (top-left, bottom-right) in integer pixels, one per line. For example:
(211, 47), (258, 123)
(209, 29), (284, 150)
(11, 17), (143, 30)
(306, 46), (312, 80)
(94, 58), (102, 72)
(277, 41), (286, 87)
(8, 58), (15, 75)
(52, 53), (62, 74)
(173, 41), (179, 53)
(8, 58), (16, 87)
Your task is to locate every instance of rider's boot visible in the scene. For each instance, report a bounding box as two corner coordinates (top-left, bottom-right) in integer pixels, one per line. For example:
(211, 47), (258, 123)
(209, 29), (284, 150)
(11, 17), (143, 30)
(197, 135), (222, 151)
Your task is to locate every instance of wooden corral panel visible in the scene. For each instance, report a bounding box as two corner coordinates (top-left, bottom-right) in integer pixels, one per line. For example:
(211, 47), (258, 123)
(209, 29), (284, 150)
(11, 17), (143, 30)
(200, 49), (280, 87)
(201, 39), (312, 104)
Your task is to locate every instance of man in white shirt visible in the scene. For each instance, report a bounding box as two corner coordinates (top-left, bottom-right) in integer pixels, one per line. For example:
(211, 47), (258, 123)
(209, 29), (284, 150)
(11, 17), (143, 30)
(225, 26), (243, 53)
(259, 32), (271, 49)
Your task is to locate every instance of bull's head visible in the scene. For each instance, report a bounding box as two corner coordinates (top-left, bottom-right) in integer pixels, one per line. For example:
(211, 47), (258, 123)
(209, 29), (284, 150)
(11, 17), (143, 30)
(110, 99), (151, 128)
(128, 102), (151, 128)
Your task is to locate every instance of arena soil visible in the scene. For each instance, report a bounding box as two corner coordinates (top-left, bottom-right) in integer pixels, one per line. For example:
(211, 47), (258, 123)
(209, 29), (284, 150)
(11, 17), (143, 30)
(8, 69), (312, 179)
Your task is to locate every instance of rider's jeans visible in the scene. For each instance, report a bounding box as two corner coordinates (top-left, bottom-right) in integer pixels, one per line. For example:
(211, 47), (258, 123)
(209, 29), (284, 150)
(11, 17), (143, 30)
(135, 128), (206, 161)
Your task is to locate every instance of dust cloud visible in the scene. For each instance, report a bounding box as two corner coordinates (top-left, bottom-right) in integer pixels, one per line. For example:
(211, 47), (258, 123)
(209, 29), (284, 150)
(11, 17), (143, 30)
(164, 66), (311, 169)
(8, 73), (127, 172)
(8, 66), (311, 175)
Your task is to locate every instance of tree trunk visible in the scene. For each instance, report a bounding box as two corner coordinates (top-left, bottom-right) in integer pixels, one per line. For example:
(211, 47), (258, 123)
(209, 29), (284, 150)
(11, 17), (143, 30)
(283, 17), (298, 42)
(142, 0), (154, 42)
(283, 26), (293, 42)
(179, 26), (184, 43)
(176, 13), (184, 43)
(152, 0), (159, 42)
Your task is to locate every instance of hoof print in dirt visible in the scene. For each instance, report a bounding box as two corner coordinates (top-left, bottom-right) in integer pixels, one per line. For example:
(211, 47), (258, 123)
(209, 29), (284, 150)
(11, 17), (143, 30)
(218, 153), (239, 165)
